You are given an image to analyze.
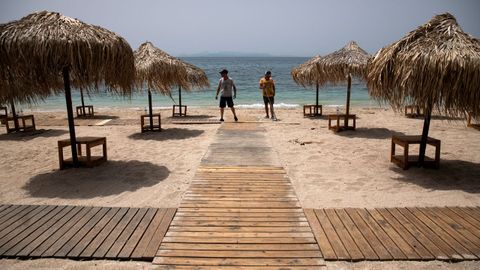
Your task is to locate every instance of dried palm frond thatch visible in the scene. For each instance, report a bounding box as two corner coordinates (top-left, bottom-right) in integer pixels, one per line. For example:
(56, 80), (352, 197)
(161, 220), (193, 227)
(291, 55), (324, 87)
(183, 62), (210, 91)
(0, 11), (135, 103)
(291, 55), (324, 114)
(134, 41), (189, 95)
(316, 41), (370, 85)
(0, 10), (135, 167)
(366, 13), (480, 166)
(366, 13), (480, 118)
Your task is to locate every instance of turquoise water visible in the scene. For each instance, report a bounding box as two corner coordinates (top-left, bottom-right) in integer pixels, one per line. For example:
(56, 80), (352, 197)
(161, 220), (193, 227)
(21, 57), (377, 111)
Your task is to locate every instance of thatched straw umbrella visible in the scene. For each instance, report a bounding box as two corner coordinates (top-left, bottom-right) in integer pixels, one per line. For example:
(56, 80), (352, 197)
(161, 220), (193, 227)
(291, 55), (324, 115)
(134, 41), (189, 129)
(0, 11), (134, 167)
(367, 13), (480, 165)
(316, 41), (370, 127)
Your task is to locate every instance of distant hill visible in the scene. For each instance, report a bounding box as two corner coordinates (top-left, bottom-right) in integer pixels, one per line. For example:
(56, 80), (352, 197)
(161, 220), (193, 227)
(179, 51), (274, 57)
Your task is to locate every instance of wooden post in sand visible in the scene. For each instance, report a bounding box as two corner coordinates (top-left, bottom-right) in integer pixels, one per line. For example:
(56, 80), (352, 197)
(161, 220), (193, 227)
(345, 74), (352, 127)
(63, 66), (79, 167)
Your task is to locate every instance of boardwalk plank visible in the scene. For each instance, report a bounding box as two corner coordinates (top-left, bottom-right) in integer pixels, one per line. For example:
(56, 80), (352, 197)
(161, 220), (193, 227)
(449, 207), (480, 231)
(159, 243), (320, 251)
(167, 226), (311, 232)
(397, 207), (462, 260)
(355, 208), (406, 260)
(344, 208), (392, 260)
(170, 221), (311, 227)
(143, 208), (176, 259)
(335, 209), (378, 260)
(156, 249), (322, 258)
(407, 207), (475, 260)
(13, 206), (78, 257)
(1, 206), (67, 256)
(377, 208), (434, 260)
(52, 207), (108, 257)
(130, 209), (166, 259)
(368, 209), (420, 260)
(38, 207), (99, 257)
(105, 208), (148, 258)
(162, 237), (317, 244)
(313, 209), (349, 260)
(387, 208), (448, 260)
(418, 207), (480, 257)
(80, 207), (131, 258)
(153, 257), (325, 266)
(67, 207), (120, 258)
(0, 205), (28, 227)
(0, 205), (45, 238)
(0, 205), (53, 251)
(21, 207), (83, 257)
(117, 208), (157, 258)
(325, 209), (364, 260)
(443, 207), (480, 239)
(304, 209), (332, 259)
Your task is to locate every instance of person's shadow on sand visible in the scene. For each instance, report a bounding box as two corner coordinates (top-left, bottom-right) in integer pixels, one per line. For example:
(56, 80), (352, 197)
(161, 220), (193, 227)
(128, 128), (204, 141)
(391, 159), (480, 193)
(24, 160), (169, 199)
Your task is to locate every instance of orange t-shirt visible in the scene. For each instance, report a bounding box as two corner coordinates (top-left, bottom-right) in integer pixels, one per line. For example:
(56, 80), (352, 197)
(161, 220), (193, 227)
(259, 77), (275, 97)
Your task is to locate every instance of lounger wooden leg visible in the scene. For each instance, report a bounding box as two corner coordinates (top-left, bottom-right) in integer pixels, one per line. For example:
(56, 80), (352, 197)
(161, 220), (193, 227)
(391, 139), (395, 162)
(403, 144), (409, 169)
(86, 145), (91, 167)
(103, 140), (107, 161)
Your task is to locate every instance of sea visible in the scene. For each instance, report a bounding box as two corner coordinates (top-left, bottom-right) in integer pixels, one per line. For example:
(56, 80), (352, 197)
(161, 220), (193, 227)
(19, 57), (378, 112)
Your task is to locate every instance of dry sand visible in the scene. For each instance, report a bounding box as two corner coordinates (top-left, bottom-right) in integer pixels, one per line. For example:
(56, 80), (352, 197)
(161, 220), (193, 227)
(0, 106), (479, 269)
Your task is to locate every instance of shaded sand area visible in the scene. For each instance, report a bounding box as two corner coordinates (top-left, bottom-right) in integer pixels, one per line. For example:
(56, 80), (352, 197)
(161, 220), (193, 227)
(1, 106), (480, 269)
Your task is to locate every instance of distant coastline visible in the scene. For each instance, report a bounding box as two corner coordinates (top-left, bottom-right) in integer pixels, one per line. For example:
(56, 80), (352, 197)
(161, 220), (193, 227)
(178, 51), (304, 58)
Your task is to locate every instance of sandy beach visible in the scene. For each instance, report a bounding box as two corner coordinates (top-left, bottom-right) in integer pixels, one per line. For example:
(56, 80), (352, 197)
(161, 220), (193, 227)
(1, 106), (479, 269)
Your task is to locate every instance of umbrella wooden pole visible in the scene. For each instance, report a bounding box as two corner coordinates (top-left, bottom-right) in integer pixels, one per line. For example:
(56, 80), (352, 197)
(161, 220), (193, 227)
(80, 88), (86, 116)
(418, 107), (432, 166)
(345, 74), (352, 127)
(63, 67), (79, 167)
(315, 83), (319, 115)
(179, 86), (182, 115)
(148, 88), (153, 131)
(10, 100), (19, 131)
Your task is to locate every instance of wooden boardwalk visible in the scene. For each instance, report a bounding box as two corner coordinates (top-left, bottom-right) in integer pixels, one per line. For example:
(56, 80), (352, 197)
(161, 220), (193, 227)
(0, 204), (175, 260)
(153, 122), (325, 269)
(154, 166), (325, 269)
(306, 207), (480, 261)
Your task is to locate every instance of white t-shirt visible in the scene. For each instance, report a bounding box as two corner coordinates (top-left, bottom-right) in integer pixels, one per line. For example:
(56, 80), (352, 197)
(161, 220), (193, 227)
(218, 77), (235, 97)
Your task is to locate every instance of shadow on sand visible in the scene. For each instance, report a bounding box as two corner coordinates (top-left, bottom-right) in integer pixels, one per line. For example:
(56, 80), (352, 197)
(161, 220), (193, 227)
(0, 129), (68, 141)
(337, 127), (407, 139)
(24, 160), (169, 199)
(391, 159), (480, 194)
(128, 128), (204, 141)
(166, 114), (215, 120)
(75, 114), (120, 120)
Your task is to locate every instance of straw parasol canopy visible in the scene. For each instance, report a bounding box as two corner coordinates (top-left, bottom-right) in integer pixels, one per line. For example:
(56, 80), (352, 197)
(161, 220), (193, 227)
(183, 62), (210, 91)
(367, 13), (480, 118)
(366, 13), (480, 166)
(291, 55), (324, 87)
(291, 55), (324, 115)
(315, 41), (370, 128)
(316, 41), (370, 85)
(134, 41), (189, 95)
(0, 10), (135, 166)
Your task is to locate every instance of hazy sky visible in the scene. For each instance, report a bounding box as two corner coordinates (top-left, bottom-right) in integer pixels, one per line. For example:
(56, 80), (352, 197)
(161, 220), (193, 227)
(1, 0), (479, 56)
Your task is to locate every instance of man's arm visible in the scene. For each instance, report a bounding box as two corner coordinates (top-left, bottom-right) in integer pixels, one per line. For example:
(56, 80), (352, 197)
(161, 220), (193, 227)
(215, 80), (221, 99)
(273, 82), (276, 96)
(233, 82), (237, 99)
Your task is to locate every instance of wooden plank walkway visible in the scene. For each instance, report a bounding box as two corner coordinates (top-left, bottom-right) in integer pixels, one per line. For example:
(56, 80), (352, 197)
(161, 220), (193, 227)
(153, 122), (325, 269)
(305, 207), (480, 261)
(0, 204), (175, 260)
(154, 166), (325, 269)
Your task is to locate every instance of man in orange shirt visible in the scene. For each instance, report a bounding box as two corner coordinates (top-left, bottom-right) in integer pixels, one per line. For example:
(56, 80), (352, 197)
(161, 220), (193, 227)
(259, 71), (276, 120)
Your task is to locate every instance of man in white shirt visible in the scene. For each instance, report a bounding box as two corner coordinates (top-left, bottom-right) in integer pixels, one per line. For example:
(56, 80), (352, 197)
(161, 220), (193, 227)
(215, 69), (238, 122)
